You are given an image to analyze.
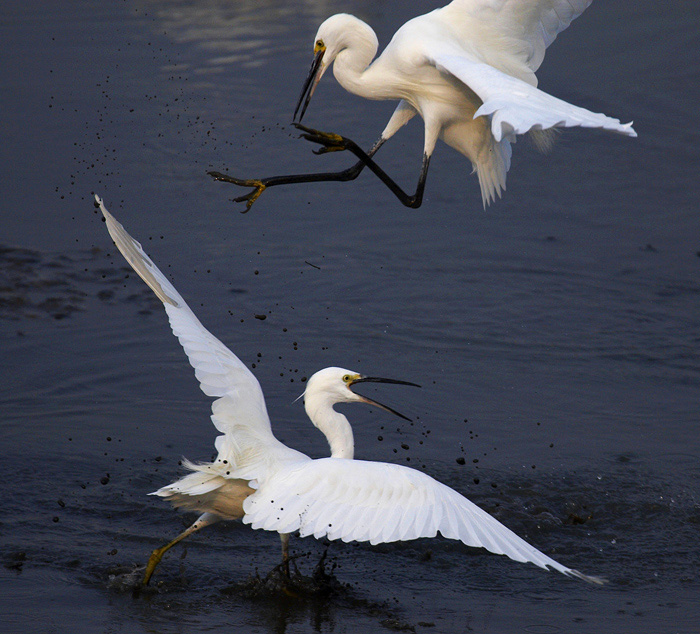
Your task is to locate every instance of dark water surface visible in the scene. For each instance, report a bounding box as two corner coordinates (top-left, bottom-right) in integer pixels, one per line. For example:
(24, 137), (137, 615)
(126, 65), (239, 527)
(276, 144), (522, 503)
(1, 1), (698, 632)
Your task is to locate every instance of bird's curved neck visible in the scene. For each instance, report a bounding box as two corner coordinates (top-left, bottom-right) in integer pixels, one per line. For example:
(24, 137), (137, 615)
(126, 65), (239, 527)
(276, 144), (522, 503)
(332, 29), (380, 99)
(305, 398), (355, 459)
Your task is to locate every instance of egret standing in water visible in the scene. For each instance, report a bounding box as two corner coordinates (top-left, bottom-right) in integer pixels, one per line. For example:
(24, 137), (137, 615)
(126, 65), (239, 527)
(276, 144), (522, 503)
(210, 0), (635, 210)
(95, 194), (603, 586)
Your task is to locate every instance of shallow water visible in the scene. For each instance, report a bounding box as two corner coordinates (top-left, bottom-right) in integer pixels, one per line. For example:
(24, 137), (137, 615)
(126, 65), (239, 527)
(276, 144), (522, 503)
(1, 1), (699, 632)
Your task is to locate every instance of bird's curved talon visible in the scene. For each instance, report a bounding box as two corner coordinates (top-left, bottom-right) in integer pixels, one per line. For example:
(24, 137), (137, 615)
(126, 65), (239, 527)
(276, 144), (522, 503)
(207, 170), (240, 184)
(300, 132), (348, 155)
(293, 123), (346, 147)
(232, 181), (266, 212)
(312, 145), (346, 155)
(291, 122), (318, 135)
(208, 171), (266, 211)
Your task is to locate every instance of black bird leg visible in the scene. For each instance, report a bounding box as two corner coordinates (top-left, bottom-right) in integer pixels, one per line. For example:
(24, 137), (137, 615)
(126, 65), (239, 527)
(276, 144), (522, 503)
(208, 124), (430, 210)
(295, 124), (431, 209)
(208, 130), (386, 212)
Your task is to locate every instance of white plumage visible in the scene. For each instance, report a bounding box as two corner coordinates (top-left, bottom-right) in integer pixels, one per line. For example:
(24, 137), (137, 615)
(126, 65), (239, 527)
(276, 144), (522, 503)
(96, 194), (603, 586)
(218, 0), (635, 209)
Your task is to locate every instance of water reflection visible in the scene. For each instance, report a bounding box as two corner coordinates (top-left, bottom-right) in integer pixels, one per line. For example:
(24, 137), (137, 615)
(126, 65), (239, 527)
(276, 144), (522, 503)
(135, 0), (376, 69)
(0, 245), (157, 322)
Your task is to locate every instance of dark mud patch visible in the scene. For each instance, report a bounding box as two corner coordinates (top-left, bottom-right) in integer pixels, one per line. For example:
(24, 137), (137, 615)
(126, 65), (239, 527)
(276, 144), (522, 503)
(0, 244), (160, 321)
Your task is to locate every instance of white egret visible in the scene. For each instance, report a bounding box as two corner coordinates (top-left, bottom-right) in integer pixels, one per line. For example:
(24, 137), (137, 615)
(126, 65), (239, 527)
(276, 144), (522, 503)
(95, 194), (603, 586)
(210, 0), (636, 210)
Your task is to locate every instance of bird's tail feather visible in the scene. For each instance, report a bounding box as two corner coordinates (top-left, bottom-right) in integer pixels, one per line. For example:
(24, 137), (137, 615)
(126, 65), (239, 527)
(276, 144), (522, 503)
(150, 461), (254, 520)
(475, 137), (512, 208)
(529, 128), (559, 154)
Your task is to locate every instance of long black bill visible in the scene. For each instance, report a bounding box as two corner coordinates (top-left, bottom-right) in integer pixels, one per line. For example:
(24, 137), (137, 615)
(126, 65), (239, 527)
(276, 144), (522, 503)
(350, 376), (421, 422)
(293, 48), (325, 122)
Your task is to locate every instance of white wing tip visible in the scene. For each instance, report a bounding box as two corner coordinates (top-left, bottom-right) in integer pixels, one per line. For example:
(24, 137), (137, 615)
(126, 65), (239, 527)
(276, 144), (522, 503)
(94, 193), (107, 216)
(94, 193), (119, 223)
(563, 568), (608, 586)
(622, 121), (637, 137)
(475, 105), (637, 141)
(95, 194), (181, 307)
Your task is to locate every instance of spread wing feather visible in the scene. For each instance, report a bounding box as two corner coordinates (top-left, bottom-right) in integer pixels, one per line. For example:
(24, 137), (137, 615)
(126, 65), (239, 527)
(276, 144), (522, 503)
(445, 0), (593, 71)
(243, 458), (604, 583)
(432, 53), (636, 142)
(95, 196), (299, 477)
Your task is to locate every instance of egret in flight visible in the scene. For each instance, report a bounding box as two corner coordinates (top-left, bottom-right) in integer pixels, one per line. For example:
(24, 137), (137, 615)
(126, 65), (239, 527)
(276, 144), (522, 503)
(210, 0), (635, 210)
(95, 194), (603, 586)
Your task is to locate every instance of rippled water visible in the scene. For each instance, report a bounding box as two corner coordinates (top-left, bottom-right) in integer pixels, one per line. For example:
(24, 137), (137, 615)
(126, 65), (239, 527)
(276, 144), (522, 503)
(1, 1), (698, 632)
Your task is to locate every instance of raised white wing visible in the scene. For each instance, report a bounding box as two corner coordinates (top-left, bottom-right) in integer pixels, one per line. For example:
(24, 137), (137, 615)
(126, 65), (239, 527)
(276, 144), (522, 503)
(445, 0), (593, 71)
(433, 53), (636, 142)
(244, 458), (604, 583)
(95, 195), (281, 460)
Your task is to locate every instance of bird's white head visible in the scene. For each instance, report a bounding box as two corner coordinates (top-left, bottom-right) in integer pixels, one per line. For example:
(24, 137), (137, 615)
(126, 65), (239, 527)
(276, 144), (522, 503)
(304, 367), (418, 412)
(293, 14), (378, 122)
(302, 367), (419, 459)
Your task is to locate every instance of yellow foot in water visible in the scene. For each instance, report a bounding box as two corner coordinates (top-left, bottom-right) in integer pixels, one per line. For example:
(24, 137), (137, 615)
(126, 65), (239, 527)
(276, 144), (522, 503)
(142, 546), (167, 586)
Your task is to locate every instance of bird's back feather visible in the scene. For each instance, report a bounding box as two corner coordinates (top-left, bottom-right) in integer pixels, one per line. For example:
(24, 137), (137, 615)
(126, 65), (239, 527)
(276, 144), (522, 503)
(443, 0), (593, 72)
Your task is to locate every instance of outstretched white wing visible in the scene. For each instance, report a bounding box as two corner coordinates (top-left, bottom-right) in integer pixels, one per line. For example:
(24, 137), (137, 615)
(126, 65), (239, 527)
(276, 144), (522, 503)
(244, 457), (603, 583)
(446, 0), (593, 71)
(95, 195), (282, 464)
(432, 53), (636, 142)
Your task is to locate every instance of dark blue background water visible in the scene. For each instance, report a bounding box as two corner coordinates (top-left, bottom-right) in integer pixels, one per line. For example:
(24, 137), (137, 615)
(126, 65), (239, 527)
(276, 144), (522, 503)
(1, 1), (698, 632)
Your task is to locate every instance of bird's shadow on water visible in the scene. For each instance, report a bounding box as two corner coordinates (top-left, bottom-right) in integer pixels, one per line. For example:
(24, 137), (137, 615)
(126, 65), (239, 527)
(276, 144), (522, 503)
(104, 548), (420, 633)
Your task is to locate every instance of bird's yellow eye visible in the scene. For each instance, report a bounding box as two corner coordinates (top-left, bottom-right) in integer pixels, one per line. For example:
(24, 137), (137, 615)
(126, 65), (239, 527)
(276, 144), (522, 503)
(314, 40), (325, 53)
(343, 374), (352, 383)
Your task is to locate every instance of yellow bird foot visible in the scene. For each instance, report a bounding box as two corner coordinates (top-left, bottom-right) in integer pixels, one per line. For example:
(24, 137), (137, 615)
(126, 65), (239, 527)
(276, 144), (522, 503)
(207, 172), (266, 212)
(142, 546), (167, 586)
(292, 123), (347, 155)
